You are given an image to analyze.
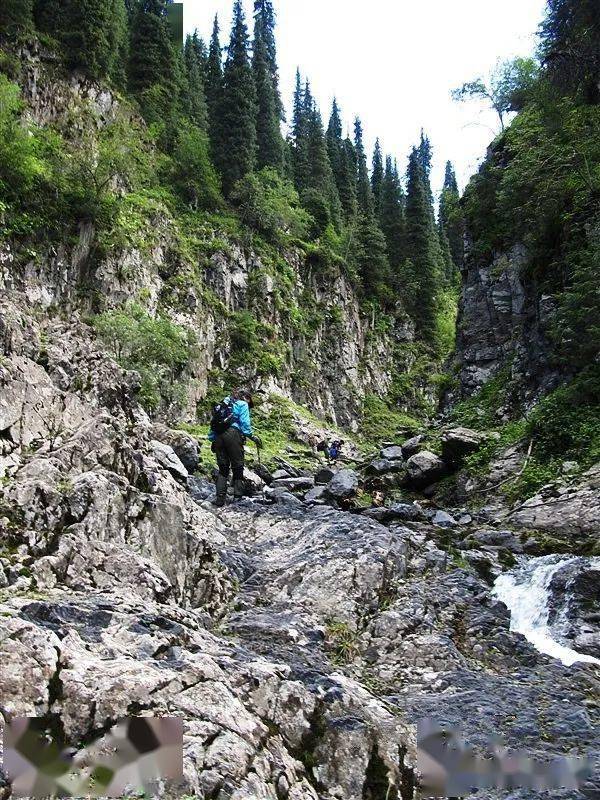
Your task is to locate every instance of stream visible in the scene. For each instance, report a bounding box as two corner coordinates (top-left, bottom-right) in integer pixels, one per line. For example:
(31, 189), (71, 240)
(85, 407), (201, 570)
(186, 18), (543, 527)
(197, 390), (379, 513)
(493, 554), (600, 666)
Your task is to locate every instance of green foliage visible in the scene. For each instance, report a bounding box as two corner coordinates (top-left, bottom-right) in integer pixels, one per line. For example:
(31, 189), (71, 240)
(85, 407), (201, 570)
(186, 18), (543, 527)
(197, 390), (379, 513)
(93, 303), (193, 411)
(403, 147), (441, 341)
(360, 394), (420, 446)
(61, 0), (128, 84)
(252, 21), (283, 172)
(230, 168), (311, 242)
(451, 367), (513, 429)
(227, 310), (288, 378)
(0, 0), (33, 35)
(0, 77), (48, 206)
(526, 366), (600, 467)
(452, 57), (540, 130)
(214, 0), (256, 195)
(171, 124), (222, 210)
(541, 0), (600, 104)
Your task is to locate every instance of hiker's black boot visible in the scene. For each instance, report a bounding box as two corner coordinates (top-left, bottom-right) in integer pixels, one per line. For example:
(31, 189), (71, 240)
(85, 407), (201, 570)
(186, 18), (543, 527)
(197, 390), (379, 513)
(213, 475), (228, 507)
(233, 479), (245, 502)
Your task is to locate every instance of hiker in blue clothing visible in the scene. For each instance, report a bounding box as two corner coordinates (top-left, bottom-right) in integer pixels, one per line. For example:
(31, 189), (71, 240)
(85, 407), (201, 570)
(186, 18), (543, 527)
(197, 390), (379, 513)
(209, 389), (262, 507)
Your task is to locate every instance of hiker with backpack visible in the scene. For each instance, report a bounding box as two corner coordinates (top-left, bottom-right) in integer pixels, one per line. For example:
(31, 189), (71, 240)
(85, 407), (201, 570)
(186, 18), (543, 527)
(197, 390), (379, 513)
(209, 389), (262, 507)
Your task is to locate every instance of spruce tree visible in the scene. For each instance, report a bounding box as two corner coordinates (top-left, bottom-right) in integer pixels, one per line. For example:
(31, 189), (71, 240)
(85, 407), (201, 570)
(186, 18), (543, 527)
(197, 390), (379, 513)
(353, 214), (391, 301)
(252, 22), (283, 171)
(327, 100), (357, 221)
(41, 0), (128, 83)
(305, 103), (341, 230)
(379, 155), (405, 274)
(205, 15), (223, 156)
(129, 0), (177, 97)
(216, 0), (256, 195)
(340, 137), (358, 220)
(438, 222), (454, 283)
(183, 32), (209, 130)
(404, 146), (440, 339)
(291, 69), (310, 194)
(253, 0), (283, 119)
(1, 0), (33, 34)
(354, 117), (373, 216)
(439, 160), (464, 271)
(371, 138), (384, 214)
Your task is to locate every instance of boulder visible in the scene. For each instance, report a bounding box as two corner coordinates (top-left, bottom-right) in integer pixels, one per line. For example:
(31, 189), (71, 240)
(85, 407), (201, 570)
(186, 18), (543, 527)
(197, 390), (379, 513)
(327, 469), (359, 500)
(547, 559), (600, 658)
(149, 440), (188, 483)
(364, 458), (404, 477)
(380, 445), (404, 461)
(243, 468), (266, 494)
(263, 487), (305, 507)
(401, 435), (424, 459)
(460, 529), (523, 553)
(152, 424), (200, 473)
(272, 469), (292, 481)
(315, 467), (335, 485)
(432, 510), (457, 528)
(361, 502), (427, 524)
(253, 463), (274, 485)
(304, 485), (328, 504)
(404, 451), (446, 488)
(441, 427), (489, 467)
(270, 476), (315, 493)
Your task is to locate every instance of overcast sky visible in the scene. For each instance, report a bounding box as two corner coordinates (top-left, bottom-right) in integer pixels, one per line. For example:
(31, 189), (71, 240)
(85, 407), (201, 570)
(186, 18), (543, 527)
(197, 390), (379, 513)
(184, 0), (547, 199)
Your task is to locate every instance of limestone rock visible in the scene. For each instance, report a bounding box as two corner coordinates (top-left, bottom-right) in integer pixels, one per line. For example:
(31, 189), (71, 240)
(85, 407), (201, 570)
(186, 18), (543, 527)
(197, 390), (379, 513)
(441, 426), (489, 467)
(327, 469), (359, 500)
(404, 451), (446, 488)
(401, 435), (424, 458)
(380, 445), (404, 461)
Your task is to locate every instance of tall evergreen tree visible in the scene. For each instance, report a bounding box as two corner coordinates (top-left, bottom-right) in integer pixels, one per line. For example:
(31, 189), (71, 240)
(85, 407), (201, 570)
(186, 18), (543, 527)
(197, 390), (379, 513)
(379, 155), (405, 273)
(404, 146), (440, 339)
(439, 160), (464, 271)
(129, 0), (178, 121)
(253, 0), (283, 119)
(305, 103), (341, 230)
(354, 117), (373, 216)
(1, 0), (33, 34)
(205, 15), (223, 155)
(183, 31), (208, 130)
(327, 100), (357, 221)
(216, 0), (256, 195)
(252, 21), (283, 171)
(291, 68), (310, 194)
(371, 138), (384, 214)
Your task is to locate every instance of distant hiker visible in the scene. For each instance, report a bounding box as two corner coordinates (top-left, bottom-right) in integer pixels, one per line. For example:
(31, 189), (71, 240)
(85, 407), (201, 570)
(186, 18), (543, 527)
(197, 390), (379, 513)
(209, 389), (262, 507)
(328, 440), (343, 461)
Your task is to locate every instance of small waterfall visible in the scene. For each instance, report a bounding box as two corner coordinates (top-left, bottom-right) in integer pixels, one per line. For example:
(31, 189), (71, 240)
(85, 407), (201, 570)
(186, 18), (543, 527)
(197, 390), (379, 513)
(493, 555), (600, 667)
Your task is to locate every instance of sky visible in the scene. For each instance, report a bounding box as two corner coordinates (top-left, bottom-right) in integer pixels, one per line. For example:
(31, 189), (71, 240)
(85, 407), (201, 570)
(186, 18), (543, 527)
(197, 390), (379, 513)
(184, 0), (547, 199)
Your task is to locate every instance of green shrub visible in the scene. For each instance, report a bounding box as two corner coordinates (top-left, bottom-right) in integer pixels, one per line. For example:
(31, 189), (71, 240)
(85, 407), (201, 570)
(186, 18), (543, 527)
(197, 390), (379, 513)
(230, 168), (312, 242)
(360, 394), (420, 446)
(227, 311), (288, 379)
(171, 124), (222, 211)
(93, 303), (193, 411)
(525, 365), (600, 467)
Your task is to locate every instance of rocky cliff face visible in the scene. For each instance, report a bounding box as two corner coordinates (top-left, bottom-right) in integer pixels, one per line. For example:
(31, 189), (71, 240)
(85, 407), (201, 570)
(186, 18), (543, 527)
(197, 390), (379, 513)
(1, 44), (414, 431)
(454, 242), (562, 403)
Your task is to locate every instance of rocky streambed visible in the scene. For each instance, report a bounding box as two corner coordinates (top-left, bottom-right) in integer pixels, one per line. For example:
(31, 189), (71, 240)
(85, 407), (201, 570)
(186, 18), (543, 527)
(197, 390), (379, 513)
(1, 298), (600, 799)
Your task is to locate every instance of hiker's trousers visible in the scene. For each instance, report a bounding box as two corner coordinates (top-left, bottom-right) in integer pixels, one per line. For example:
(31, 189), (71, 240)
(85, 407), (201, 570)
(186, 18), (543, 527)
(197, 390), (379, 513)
(214, 427), (245, 481)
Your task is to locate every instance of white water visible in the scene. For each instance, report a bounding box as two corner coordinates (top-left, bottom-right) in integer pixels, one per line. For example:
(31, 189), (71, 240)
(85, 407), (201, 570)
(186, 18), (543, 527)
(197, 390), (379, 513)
(493, 554), (600, 667)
